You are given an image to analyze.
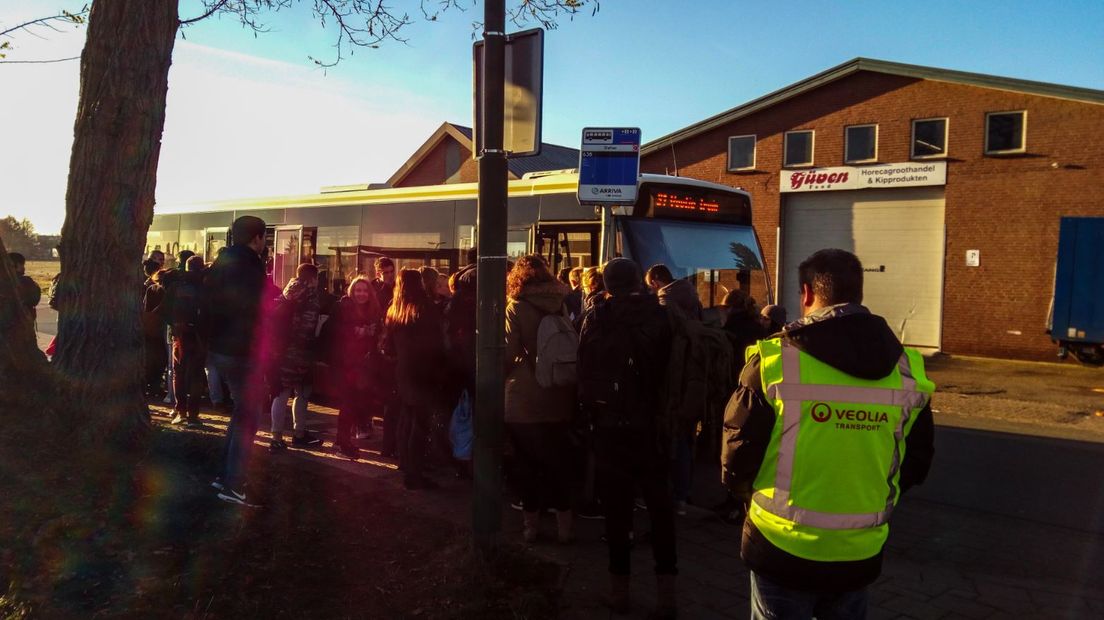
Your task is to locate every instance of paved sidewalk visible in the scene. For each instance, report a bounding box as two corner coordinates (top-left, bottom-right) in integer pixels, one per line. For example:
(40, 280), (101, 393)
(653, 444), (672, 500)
(155, 401), (1104, 620)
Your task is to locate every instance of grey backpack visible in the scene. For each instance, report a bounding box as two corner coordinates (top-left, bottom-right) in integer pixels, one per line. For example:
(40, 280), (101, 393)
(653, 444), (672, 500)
(529, 304), (579, 388)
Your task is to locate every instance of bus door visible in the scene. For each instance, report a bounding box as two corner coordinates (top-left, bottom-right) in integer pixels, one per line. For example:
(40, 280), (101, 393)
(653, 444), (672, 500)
(270, 225), (318, 288)
(204, 227), (229, 262)
(532, 221), (600, 273)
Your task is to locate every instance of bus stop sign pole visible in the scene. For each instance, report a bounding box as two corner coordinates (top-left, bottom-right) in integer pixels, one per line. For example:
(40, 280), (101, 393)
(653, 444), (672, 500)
(474, 0), (507, 554)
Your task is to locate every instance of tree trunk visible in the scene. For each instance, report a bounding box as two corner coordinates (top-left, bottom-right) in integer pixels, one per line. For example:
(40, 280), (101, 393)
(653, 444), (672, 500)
(55, 0), (180, 444)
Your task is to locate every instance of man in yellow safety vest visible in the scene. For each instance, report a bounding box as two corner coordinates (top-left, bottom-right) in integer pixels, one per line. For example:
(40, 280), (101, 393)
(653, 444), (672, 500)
(723, 248), (935, 619)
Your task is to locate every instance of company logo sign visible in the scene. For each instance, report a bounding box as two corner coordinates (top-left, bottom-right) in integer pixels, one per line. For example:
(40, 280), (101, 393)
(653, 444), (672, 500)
(809, 402), (891, 431)
(780, 162), (947, 193)
(790, 171), (850, 191)
(590, 187), (624, 196)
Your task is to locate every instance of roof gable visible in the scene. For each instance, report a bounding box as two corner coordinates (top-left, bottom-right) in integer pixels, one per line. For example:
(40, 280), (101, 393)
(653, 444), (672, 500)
(387, 122), (579, 186)
(643, 57), (1104, 154)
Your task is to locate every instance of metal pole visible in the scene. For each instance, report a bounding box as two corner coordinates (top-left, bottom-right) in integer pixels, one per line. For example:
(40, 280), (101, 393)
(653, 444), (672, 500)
(473, 0), (507, 554)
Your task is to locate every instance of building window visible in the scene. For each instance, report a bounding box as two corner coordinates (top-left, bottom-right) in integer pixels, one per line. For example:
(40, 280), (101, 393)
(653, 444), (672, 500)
(783, 130), (814, 167)
(727, 135), (756, 171)
(986, 110), (1026, 154)
(911, 118), (948, 159)
(845, 124), (878, 163)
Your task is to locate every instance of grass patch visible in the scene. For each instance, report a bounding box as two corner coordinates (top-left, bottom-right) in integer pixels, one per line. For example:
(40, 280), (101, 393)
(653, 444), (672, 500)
(23, 260), (58, 295)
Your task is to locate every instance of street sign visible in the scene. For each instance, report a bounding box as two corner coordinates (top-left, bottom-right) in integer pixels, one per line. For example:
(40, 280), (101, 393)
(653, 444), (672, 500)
(578, 127), (641, 205)
(473, 28), (544, 157)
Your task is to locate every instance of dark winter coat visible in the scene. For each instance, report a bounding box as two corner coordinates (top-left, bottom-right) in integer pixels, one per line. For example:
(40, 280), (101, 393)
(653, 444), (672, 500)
(274, 277), (321, 388)
(658, 278), (703, 321)
(202, 244), (267, 359)
(141, 279), (167, 342)
(17, 275), (41, 319)
(722, 303), (935, 592)
(445, 263), (478, 384)
(578, 292), (673, 445)
(577, 290), (604, 329)
(371, 279), (395, 313)
(722, 312), (766, 363)
(504, 280), (575, 425)
(563, 287), (583, 323)
(157, 269), (205, 338)
(331, 296), (384, 389)
(387, 304), (447, 409)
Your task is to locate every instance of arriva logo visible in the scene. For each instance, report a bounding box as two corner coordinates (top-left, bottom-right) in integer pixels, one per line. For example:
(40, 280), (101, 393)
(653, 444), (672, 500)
(810, 402), (832, 423)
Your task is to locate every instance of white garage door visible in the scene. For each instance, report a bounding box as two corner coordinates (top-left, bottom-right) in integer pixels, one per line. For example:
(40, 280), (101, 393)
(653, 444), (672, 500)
(781, 187), (945, 349)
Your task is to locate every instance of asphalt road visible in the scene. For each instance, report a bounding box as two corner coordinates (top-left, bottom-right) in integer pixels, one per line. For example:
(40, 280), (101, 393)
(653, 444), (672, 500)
(35, 308), (1104, 533)
(913, 425), (1104, 535)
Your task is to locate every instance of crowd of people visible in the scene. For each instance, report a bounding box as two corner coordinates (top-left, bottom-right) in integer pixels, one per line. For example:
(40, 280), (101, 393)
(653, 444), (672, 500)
(128, 214), (933, 620)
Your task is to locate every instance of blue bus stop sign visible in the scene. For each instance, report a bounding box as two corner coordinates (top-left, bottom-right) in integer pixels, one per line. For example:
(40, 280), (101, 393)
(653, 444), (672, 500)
(578, 127), (641, 205)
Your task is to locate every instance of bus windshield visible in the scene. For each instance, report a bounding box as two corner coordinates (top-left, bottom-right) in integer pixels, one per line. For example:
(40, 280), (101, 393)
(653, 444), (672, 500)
(618, 217), (772, 310)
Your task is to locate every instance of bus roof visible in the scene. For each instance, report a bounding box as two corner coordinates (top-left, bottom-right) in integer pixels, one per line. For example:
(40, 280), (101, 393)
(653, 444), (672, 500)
(154, 172), (750, 215)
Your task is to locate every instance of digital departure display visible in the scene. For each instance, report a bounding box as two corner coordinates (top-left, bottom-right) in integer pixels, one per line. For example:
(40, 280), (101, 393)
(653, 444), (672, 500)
(653, 191), (721, 215)
(639, 183), (752, 225)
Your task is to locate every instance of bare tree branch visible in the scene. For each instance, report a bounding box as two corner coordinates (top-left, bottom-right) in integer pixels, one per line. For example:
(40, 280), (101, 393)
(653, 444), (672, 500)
(174, 0), (597, 67)
(0, 55), (80, 65)
(180, 0), (232, 26)
(0, 5), (88, 61)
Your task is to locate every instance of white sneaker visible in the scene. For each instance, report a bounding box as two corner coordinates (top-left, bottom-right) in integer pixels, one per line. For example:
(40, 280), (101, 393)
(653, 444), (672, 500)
(217, 487), (249, 506)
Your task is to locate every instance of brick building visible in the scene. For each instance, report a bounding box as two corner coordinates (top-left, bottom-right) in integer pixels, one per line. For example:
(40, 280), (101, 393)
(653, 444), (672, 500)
(641, 58), (1104, 361)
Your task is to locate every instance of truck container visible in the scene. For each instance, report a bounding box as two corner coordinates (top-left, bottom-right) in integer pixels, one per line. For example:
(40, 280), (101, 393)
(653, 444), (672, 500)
(1051, 217), (1104, 365)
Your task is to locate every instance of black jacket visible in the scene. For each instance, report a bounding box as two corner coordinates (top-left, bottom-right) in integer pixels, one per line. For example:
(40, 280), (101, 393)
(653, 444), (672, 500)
(722, 303), (935, 592)
(202, 244), (267, 358)
(579, 293), (673, 443)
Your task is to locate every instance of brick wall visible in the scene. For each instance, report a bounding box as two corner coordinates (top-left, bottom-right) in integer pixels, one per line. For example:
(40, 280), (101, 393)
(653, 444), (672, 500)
(642, 71), (1104, 361)
(393, 136), (489, 187)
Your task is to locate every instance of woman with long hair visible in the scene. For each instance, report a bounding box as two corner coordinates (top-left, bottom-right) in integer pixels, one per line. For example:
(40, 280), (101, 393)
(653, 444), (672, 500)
(385, 269), (447, 489)
(504, 255), (577, 543)
(332, 275), (384, 458)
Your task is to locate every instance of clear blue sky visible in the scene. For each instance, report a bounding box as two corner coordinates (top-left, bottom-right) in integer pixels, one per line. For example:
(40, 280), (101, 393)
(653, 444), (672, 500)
(2, 0), (1102, 233)
(179, 0), (1104, 144)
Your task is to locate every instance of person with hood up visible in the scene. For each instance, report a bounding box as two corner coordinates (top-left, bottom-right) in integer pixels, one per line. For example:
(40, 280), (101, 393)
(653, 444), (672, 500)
(267, 263), (324, 452)
(579, 258), (678, 618)
(723, 249), (935, 619)
(646, 264), (703, 321)
(504, 255), (577, 544)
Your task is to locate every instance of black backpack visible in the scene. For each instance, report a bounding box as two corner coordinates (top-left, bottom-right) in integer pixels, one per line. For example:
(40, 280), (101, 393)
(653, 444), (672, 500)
(170, 279), (202, 336)
(579, 301), (666, 429)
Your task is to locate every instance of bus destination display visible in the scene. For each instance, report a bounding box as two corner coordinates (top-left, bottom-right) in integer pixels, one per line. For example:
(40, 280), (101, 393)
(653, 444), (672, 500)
(641, 183), (751, 224)
(652, 191), (721, 215)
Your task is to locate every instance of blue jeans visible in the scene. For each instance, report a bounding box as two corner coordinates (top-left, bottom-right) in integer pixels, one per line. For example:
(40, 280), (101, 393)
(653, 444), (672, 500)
(750, 571), (868, 620)
(672, 432), (694, 503)
(206, 360), (225, 405)
(210, 352), (262, 490)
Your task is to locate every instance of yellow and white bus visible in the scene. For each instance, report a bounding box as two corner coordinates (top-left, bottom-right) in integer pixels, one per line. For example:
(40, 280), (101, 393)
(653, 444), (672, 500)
(148, 171), (772, 308)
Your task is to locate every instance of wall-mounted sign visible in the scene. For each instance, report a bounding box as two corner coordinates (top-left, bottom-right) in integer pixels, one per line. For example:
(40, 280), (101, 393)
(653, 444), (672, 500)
(780, 161), (947, 193)
(966, 249), (980, 267)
